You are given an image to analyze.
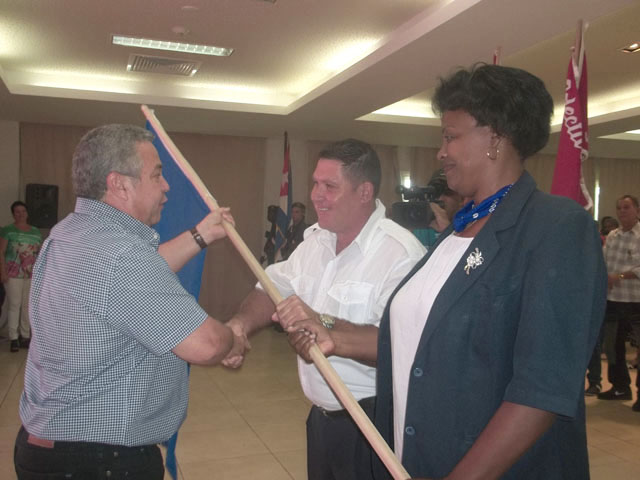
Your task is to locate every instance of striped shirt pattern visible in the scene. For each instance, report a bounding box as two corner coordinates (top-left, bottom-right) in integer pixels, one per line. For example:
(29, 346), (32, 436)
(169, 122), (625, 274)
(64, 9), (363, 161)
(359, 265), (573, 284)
(20, 197), (207, 446)
(604, 221), (640, 303)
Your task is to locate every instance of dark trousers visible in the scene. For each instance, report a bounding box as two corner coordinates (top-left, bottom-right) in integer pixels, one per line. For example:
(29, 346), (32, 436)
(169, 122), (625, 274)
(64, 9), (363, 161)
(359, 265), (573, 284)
(586, 325), (603, 386)
(306, 396), (376, 480)
(604, 301), (640, 391)
(14, 426), (164, 480)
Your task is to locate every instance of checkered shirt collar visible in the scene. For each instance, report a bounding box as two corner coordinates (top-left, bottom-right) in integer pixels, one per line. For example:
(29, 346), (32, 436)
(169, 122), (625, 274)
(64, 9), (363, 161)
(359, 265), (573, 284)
(74, 197), (160, 248)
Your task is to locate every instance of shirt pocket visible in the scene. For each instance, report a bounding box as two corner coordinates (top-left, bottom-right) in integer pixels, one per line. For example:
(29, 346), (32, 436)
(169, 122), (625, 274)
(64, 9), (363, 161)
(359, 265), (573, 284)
(327, 281), (375, 325)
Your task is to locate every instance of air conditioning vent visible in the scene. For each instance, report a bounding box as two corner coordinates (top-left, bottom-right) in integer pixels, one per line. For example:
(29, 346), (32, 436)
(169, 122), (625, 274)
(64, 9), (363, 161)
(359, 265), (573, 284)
(127, 54), (201, 76)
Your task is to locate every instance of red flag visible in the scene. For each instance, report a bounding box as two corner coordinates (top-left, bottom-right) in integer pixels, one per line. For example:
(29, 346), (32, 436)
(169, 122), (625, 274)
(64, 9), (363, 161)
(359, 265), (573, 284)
(550, 29), (592, 209)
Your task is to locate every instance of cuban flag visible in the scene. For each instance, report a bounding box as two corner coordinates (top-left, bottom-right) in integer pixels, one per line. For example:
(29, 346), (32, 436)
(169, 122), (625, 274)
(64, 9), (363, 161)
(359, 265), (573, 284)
(146, 118), (209, 480)
(274, 132), (292, 261)
(550, 25), (593, 209)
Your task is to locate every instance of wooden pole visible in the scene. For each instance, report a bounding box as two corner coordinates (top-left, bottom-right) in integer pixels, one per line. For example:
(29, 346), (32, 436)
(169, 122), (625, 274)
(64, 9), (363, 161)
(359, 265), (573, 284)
(573, 19), (583, 61)
(141, 105), (410, 480)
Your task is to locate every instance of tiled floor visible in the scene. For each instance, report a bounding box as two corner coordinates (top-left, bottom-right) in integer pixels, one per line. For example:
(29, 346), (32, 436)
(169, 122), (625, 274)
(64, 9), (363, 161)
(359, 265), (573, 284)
(0, 329), (639, 479)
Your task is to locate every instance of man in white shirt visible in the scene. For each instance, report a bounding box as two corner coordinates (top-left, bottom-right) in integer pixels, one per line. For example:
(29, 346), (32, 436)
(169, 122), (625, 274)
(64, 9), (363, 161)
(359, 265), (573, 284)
(224, 139), (425, 480)
(598, 194), (640, 412)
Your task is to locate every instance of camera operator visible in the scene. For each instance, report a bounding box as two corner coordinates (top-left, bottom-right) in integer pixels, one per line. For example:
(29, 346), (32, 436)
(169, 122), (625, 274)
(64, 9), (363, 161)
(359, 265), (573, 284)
(428, 172), (464, 233)
(393, 169), (463, 249)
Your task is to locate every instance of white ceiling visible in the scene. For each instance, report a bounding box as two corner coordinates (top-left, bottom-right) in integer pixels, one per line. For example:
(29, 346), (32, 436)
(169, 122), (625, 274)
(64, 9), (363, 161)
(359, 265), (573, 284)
(1, 0), (639, 158)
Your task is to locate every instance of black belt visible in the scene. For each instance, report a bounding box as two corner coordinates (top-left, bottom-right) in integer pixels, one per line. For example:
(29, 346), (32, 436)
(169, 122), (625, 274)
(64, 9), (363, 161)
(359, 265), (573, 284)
(315, 396), (375, 418)
(22, 427), (155, 455)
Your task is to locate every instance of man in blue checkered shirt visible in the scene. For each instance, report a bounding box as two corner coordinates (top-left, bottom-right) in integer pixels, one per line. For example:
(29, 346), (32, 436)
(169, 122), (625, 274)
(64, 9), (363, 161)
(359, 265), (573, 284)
(14, 124), (246, 479)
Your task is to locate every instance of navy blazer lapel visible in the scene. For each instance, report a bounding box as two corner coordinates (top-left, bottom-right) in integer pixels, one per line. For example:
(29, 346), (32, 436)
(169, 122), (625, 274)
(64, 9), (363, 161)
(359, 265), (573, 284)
(413, 171), (538, 357)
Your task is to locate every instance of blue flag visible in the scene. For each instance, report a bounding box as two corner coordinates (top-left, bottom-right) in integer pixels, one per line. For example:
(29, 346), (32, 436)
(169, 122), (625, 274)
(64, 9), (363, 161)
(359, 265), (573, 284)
(146, 120), (209, 478)
(148, 121), (209, 296)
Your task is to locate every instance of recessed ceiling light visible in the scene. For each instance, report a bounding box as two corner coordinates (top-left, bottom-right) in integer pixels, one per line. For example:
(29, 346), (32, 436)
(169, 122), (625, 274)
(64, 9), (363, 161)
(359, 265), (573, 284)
(112, 35), (233, 57)
(620, 42), (640, 53)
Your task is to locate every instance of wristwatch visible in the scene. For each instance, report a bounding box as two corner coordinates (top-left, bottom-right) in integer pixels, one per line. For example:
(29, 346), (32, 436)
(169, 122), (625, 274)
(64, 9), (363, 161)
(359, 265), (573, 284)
(318, 314), (336, 329)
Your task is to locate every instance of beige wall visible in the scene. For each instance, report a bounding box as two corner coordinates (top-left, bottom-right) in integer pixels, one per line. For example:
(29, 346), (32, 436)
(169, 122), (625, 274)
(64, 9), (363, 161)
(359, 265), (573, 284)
(15, 121), (640, 318)
(0, 120), (20, 226)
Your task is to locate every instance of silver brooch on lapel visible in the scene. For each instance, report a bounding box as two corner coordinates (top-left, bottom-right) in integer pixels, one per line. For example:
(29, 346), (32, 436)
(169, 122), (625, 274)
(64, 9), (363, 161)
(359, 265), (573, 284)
(464, 248), (484, 275)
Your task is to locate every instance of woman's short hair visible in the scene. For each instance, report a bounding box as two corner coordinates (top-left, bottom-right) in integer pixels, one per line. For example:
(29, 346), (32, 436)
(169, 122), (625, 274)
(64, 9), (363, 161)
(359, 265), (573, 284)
(10, 200), (27, 215)
(72, 124), (154, 200)
(432, 63), (553, 160)
(319, 139), (381, 197)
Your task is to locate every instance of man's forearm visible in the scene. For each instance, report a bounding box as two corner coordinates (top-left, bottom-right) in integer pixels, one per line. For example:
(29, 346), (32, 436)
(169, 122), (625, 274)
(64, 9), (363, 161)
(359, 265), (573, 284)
(228, 288), (276, 337)
(158, 229), (202, 272)
(158, 212), (230, 272)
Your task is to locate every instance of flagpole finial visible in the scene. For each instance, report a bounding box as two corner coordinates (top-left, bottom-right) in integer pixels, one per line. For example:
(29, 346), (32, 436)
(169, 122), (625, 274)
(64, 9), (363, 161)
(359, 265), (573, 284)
(492, 46), (502, 66)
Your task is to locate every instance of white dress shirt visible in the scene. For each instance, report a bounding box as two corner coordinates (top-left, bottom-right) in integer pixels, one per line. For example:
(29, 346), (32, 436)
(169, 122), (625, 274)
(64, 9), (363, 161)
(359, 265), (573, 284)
(263, 199), (426, 410)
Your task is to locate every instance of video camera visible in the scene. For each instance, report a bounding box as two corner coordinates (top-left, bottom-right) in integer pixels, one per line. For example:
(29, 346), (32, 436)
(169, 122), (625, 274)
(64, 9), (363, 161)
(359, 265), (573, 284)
(391, 171), (448, 230)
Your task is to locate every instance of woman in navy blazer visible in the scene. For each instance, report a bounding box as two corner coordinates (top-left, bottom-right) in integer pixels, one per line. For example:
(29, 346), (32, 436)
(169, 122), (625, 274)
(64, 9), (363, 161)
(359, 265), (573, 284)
(372, 65), (607, 479)
(285, 64), (606, 479)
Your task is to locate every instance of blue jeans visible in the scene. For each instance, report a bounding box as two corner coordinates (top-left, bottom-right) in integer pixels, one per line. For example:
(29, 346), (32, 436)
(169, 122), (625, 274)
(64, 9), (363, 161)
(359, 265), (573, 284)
(14, 426), (164, 479)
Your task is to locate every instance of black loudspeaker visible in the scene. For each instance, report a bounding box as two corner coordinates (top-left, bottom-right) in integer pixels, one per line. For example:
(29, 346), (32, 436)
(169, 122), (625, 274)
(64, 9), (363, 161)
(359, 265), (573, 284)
(25, 184), (59, 229)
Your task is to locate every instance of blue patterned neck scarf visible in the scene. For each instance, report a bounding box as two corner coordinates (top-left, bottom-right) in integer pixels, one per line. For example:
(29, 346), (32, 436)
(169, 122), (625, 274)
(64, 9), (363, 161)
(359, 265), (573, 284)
(453, 184), (513, 233)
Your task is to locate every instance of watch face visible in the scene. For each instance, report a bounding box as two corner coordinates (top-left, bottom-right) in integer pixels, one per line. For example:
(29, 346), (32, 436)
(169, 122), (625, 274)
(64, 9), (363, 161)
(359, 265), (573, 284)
(320, 314), (335, 329)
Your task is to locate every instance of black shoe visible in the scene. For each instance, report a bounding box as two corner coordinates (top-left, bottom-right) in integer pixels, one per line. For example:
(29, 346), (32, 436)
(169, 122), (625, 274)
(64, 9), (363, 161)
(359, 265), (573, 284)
(633, 399), (640, 412)
(10, 340), (19, 353)
(19, 337), (30, 349)
(585, 384), (601, 396)
(597, 387), (632, 400)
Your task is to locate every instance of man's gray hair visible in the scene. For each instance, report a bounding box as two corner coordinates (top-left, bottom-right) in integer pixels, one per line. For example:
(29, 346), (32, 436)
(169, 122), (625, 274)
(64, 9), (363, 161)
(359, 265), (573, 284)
(72, 124), (154, 199)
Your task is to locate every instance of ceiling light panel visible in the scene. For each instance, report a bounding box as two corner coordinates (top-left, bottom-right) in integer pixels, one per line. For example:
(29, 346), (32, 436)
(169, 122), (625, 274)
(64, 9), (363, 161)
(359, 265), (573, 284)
(620, 42), (639, 53)
(112, 35), (233, 57)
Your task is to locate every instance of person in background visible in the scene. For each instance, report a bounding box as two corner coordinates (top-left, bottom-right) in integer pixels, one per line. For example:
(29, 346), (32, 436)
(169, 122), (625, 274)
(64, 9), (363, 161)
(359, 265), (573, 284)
(15, 124), (246, 479)
(585, 216), (622, 394)
(224, 138), (425, 480)
(426, 170), (464, 237)
(410, 170), (463, 250)
(280, 201), (308, 260)
(600, 215), (619, 245)
(597, 195), (640, 413)
(0, 201), (42, 352)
